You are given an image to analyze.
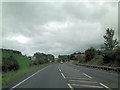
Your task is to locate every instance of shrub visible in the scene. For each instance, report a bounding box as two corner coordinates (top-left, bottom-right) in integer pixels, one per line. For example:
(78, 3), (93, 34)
(102, 50), (114, 64)
(76, 55), (85, 63)
(113, 47), (120, 66)
(85, 47), (97, 62)
(2, 56), (19, 72)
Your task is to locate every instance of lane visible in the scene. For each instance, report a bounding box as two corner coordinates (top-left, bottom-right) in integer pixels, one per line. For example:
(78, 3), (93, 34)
(64, 61), (119, 89)
(59, 63), (105, 89)
(10, 64), (69, 89)
(3, 61), (119, 89)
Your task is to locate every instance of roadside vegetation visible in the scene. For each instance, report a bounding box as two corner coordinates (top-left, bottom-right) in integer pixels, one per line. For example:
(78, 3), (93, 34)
(71, 28), (120, 67)
(2, 49), (56, 86)
(58, 55), (70, 62)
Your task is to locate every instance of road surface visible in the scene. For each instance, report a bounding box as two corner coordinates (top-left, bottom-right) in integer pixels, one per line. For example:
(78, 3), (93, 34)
(3, 61), (119, 89)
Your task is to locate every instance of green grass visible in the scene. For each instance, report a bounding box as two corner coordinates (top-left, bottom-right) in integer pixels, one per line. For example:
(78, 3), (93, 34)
(87, 55), (103, 65)
(72, 60), (79, 65)
(2, 62), (58, 86)
(2, 50), (59, 86)
(2, 51), (30, 70)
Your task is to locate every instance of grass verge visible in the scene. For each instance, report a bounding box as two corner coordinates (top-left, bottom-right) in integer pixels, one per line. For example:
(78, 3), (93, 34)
(2, 62), (58, 86)
(72, 60), (79, 65)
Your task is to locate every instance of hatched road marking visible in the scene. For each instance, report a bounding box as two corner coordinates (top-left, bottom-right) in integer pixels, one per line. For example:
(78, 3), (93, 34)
(66, 77), (91, 80)
(82, 73), (92, 79)
(100, 83), (112, 90)
(61, 73), (66, 79)
(59, 69), (62, 72)
(68, 83), (73, 90)
(72, 84), (103, 88)
(69, 80), (97, 83)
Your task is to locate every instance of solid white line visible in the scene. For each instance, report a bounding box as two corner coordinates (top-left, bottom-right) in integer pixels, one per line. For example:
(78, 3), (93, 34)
(99, 83), (112, 90)
(82, 73), (92, 79)
(9, 66), (48, 90)
(61, 73), (66, 79)
(68, 83), (73, 90)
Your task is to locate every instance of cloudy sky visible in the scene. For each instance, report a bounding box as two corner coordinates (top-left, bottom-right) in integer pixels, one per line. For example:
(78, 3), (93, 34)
(2, 1), (118, 57)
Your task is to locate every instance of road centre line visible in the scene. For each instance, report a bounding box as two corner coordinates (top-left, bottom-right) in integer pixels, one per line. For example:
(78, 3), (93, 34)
(69, 80), (97, 83)
(99, 83), (112, 90)
(82, 73), (92, 79)
(9, 66), (48, 90)
(68, 83), (73, 90)
(72, 84), (103, 88)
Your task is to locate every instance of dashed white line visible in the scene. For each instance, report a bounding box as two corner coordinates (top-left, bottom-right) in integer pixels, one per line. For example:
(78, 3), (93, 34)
(99, 83), (112, 90)
(68, 83), (73, 90)
(82, 73), (92, 79)
(9, 66), (48, 90)
(61, 73), (66, 79)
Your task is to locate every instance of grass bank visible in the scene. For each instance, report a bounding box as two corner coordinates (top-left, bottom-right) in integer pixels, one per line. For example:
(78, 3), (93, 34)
(2, 50), (30, 70)
(2, 62), (58, 86)
(72, 54), (119, 67)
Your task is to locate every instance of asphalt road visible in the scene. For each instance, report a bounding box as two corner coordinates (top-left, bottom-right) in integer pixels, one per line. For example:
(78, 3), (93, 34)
(3, 61), (119, 90)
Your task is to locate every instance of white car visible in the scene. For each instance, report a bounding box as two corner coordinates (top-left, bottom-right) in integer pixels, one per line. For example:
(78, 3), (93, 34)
(60, 61), (63, 64)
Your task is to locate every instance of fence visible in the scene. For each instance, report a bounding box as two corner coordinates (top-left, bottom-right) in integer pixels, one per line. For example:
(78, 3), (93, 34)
(76, 63), (120, 72)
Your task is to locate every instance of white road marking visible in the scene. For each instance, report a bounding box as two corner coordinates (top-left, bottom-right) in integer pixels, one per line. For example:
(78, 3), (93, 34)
(59, 69), (62, 72)
(72, 84), (103, 88)
(66, 77), (91, 80)
(99, 83), (112, 90)
(9, 66), (48, 90)
(61, 73), (66, 79)
(68, 83), (73, 90)
(69, 80), (97, 83)
(82, 73), (92, 79)
(65, 75), (83, 77)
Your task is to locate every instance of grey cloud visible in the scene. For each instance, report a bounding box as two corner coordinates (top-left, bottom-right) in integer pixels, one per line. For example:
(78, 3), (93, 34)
(2, 2), (118, 56)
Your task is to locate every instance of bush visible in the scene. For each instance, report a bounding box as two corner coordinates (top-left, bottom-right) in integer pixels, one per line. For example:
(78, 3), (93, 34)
(76, 55), (85, 63)
(30, 52), (55, 66)
(97, 50), (101, 55)
(102, 46), (120, 66)
(113, 47), (120, 66)
(102, 50), (114, 64)
(2, 56), (19, 72)
(85, 47), (97, 62)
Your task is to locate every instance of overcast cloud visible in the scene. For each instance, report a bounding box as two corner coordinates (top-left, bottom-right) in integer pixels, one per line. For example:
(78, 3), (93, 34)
(2, 1), (118, 57)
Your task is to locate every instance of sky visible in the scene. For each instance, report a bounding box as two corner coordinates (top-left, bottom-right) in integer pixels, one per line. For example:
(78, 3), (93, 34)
(2, 1), (118, 57)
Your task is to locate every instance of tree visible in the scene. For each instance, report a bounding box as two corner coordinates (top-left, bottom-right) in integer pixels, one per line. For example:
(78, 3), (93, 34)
(77, 52), (81, 54)
(85, 47), (97, 62)
(104, 28), (118, 50)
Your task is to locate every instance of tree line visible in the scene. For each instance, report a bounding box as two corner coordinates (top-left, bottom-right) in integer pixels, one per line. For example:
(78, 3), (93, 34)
(30, 52), (55, 66)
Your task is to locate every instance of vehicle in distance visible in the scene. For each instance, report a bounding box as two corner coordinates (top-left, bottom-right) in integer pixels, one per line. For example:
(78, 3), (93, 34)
(60, 61), (63, 64)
